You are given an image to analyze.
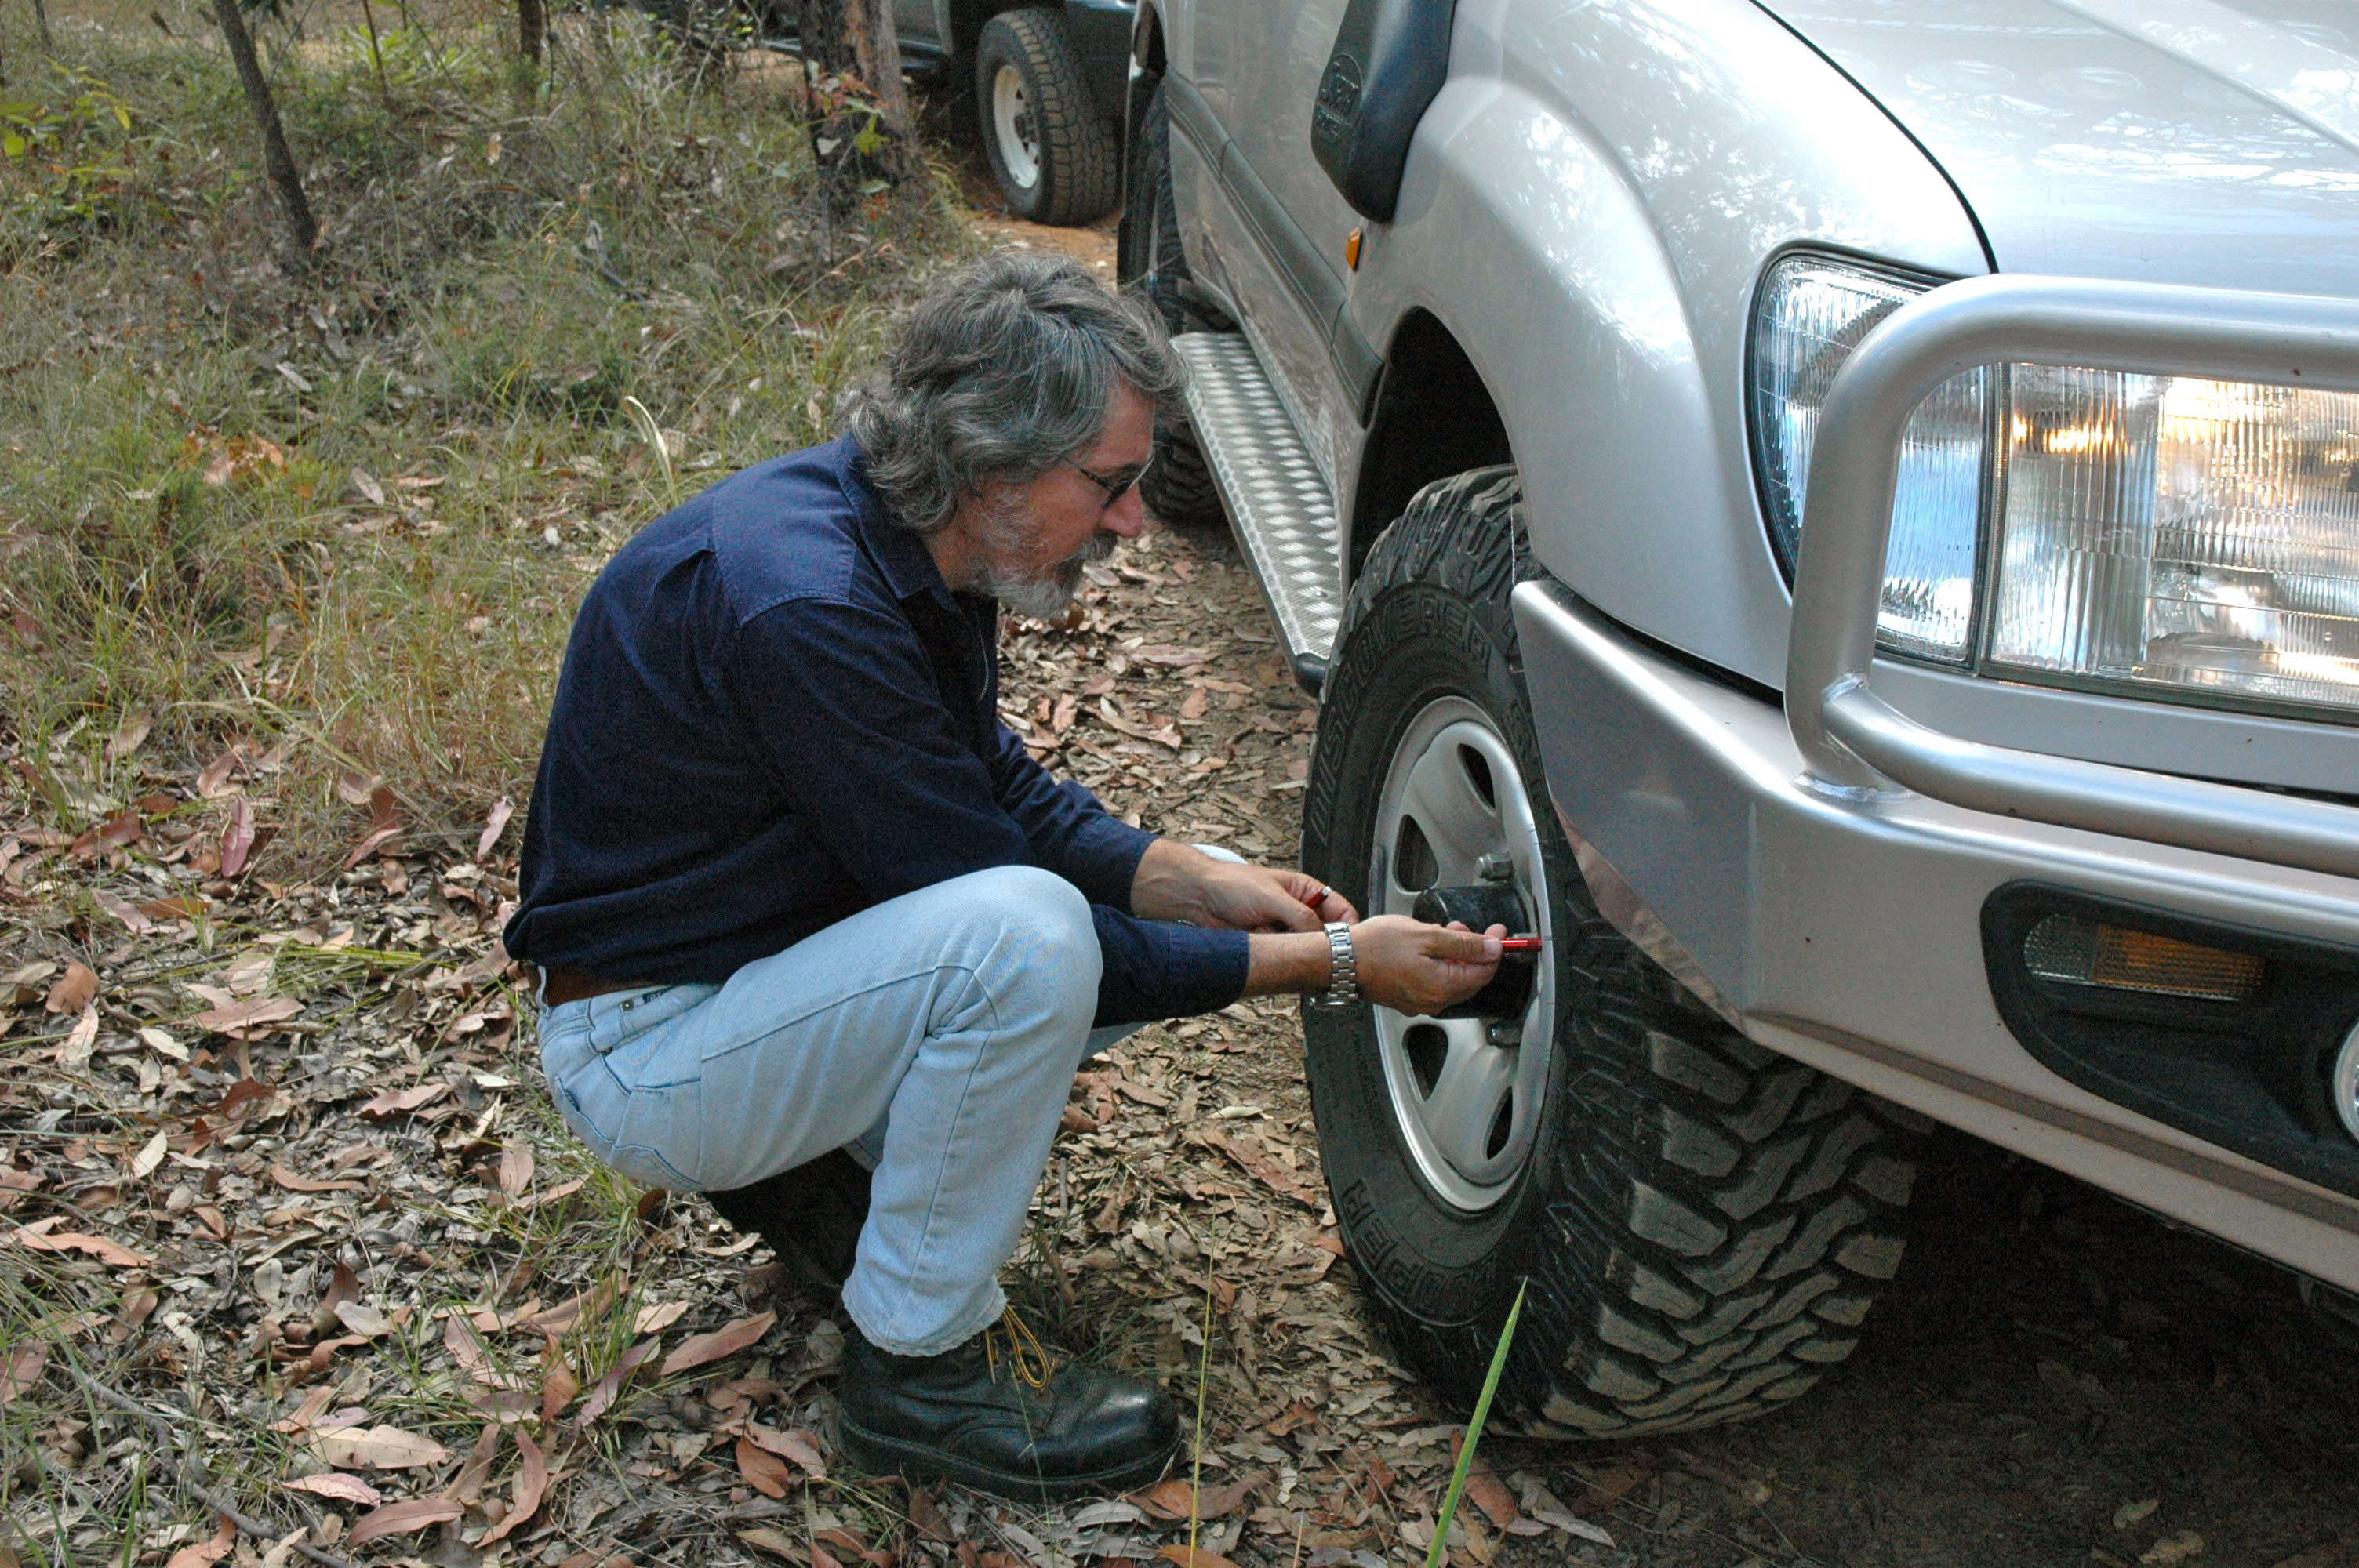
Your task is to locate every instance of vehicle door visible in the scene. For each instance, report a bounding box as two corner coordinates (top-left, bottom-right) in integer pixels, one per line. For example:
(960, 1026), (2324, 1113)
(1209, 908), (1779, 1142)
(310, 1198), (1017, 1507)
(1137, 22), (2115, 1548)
(1185, 0), (1361, 483)
(893, 0), (941, 50)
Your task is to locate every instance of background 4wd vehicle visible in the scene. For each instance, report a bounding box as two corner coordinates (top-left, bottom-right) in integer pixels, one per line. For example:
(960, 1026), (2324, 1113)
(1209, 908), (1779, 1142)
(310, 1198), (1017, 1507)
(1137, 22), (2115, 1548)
(656, 2), (1133, 223)
(1119, 0), (2359, 1438)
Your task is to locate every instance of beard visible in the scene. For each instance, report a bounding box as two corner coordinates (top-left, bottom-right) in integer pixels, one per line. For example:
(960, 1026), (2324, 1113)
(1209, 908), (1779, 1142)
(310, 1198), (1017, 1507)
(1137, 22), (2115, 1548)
(972, 496), (1118, 621)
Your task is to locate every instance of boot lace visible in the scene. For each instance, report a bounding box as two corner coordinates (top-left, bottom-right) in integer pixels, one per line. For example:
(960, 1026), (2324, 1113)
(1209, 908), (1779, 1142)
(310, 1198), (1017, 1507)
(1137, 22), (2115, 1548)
(982, 1308), (1056, 1393)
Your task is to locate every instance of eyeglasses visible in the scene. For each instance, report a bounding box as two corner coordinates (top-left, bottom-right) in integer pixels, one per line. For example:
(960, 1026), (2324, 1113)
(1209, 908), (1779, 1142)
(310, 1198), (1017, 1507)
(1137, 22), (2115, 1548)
(1064, 458), (1149, 506)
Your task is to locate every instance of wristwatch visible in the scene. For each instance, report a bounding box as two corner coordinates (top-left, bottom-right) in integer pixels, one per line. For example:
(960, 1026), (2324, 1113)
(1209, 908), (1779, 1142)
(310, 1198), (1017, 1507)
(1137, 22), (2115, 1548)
(1321, 921), (1360, 1006)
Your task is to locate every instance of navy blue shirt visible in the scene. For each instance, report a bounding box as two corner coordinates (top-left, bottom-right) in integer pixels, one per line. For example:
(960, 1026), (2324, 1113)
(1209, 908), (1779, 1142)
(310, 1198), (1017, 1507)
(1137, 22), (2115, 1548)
(503, 436), (1250, 1025)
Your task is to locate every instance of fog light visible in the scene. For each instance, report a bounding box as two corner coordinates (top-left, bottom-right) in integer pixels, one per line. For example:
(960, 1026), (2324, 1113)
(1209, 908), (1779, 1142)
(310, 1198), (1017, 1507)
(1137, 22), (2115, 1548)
(2335, 1022), (2359, 1144)
(2023, 914), (2265, 1002)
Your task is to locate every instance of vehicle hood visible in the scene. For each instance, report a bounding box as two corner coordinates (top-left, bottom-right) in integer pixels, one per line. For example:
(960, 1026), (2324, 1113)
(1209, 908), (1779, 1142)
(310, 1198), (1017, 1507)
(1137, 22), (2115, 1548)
(1752, 0), (2359, 297)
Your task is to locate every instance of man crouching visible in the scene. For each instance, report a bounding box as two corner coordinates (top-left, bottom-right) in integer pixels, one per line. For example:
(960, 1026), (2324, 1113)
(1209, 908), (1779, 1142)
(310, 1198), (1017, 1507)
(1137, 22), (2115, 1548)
(504, 252), (1504, 1500)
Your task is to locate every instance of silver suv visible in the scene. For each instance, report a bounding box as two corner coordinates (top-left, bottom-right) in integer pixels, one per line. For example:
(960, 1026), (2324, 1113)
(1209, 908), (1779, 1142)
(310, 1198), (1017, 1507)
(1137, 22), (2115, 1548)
(1117, 0), (2359, 1438)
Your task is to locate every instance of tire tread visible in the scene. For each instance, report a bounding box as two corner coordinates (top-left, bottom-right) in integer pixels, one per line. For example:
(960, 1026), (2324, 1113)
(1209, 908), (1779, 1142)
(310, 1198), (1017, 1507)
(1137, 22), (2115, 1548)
(977, 9), (1119, 226)
(1308, 466), (1921, 1439)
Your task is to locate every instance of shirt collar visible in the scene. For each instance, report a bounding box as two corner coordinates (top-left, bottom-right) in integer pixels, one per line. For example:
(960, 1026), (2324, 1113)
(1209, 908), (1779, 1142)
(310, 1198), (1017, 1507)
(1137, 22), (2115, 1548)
(834, 436), (958, 610)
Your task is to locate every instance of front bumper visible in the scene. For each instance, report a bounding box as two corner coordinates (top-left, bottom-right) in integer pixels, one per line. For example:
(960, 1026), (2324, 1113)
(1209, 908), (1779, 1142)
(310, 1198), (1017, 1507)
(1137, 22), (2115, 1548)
(1512, 579), (2359, 1293)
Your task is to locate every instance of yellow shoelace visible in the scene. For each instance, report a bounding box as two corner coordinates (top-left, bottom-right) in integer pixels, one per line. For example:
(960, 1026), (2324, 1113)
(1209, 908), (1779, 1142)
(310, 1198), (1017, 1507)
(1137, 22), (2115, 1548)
(982, 1308), (1056, 1392)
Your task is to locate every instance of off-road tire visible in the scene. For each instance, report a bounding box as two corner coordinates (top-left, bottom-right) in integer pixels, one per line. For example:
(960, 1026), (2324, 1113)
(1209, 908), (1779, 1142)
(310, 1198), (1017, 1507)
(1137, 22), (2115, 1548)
(1121, 82), (1227, 528)
(976, 10), (1119, 226)
(1302, 466), (1927, 1437)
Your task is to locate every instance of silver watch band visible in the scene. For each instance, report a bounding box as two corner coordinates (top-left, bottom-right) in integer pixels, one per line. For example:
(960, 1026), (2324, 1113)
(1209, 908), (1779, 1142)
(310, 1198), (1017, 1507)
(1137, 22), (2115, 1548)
(1322, 921), (1359, 1006)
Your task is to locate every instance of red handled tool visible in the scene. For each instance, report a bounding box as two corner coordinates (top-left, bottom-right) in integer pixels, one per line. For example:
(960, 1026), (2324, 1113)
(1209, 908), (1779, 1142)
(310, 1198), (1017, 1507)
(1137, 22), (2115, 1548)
(1497, 935), (1543, 954)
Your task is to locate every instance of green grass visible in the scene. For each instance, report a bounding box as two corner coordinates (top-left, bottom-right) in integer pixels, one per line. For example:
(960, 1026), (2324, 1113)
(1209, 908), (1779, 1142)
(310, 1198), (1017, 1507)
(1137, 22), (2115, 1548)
(0, 0), (978, 873)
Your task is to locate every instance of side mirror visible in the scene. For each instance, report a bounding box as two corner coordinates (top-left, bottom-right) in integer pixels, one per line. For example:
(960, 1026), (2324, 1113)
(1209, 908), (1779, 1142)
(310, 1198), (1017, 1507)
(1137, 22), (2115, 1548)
(1310, 0), (1458, 223)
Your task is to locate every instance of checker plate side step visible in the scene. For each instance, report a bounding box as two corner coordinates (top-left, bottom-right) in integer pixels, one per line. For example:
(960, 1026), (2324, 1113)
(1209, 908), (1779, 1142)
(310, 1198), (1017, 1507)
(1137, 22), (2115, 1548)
(1172, 332), (1344, 690)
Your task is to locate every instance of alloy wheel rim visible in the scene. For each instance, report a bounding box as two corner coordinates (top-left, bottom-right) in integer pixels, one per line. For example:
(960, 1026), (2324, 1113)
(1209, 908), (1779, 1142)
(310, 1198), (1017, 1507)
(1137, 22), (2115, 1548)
(1369, 696), (1556, 1211)
(991, 65), (1041, 190)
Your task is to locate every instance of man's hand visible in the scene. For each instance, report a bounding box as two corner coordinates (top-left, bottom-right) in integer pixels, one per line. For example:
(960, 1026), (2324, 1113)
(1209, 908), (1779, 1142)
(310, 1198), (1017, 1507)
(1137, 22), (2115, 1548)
(1354, 917), (1503, 1016)
(1131, 840), (1357, 931)
(1243, 917), (1502, 1014)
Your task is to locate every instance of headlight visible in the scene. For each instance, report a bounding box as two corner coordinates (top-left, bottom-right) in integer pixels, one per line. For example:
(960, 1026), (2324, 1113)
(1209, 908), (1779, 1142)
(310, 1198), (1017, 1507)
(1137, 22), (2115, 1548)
(1750, 252), (2359, 717)
(1986, 368), (2359, 716)
(1750, 254), (1988, 663)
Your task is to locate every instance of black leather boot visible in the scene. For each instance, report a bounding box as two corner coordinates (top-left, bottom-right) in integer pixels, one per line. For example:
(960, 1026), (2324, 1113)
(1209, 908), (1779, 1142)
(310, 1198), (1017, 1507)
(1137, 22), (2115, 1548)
(702, 1149), (872, 1298)
(837, 1312), (1180, 1500)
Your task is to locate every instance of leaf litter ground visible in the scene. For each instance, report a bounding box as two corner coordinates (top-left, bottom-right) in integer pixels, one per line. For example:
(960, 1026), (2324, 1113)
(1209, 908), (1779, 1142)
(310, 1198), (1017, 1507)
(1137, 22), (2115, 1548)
(11, 500), (2358, 1568)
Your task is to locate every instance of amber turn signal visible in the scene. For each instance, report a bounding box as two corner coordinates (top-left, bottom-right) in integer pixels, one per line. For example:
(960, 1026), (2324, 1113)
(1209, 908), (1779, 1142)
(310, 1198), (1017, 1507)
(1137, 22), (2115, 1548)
(1345, 227), (1363, 270)
(2023, 914), (2265, 1003)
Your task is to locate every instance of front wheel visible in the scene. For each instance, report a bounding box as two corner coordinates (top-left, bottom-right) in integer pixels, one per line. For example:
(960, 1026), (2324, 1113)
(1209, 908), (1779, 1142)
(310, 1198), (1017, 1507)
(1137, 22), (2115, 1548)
(1302, 466), (1925, 1436)
(974, 9), (1119, 226)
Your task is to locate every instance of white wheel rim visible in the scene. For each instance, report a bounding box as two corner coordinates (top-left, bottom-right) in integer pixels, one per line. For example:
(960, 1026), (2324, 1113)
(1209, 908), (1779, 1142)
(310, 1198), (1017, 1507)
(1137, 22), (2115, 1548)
(990, 64), (1041, 191)
(1369, 697), (1557, 1212)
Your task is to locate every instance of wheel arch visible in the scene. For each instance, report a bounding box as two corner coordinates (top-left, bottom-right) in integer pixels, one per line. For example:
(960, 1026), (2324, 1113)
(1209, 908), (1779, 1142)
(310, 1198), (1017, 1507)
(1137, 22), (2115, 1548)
(1118, 2), (1168, 284)
(1346, 309), (1512, 583)
(943, 0), (1074, 57)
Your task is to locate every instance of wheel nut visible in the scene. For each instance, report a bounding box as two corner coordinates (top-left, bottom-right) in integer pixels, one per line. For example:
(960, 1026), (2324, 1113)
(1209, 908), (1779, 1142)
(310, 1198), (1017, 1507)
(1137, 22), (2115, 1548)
(1477, 851), (1516, 883)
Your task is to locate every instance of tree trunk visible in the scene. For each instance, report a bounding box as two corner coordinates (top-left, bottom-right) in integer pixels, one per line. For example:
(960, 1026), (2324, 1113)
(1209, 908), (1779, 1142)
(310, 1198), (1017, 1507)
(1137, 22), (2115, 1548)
(793, 0), (918, 204)
(518, 0), (546, 66)
(31, 0), (53, 52)
(845, 0), (911, 145)
(210, 0), (318, 262)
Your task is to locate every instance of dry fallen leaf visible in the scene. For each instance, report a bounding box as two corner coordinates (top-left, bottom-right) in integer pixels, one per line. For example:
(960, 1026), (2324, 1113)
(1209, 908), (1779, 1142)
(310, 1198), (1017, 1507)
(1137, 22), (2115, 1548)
(497, 1139), (534, 1197)
(1133, 1473), (1261, 1522)
(740, 1422), (827, 1479)
(44, 961), (98, 1015)
(634, 1300), (689, 1335)
(163, 1518), (236, 1568)
(660, 1311), (777, 1378)
(107, 710), (152, 760)
(478, 797), (514, 859)
(344, 783), (404, 868)
(284, 1472), (383, 1505)
(480, 1428), (549, 1543)
(737, 1528), (802, 1560)
(346, 1497), (463, 1547)
(578, 1338), (661, 1425)
(736, 1435), (791, 1499)
(58, 1004), (100, 1074)
(94, 888), (154, 934)
(187, 996), (303, 1035)
(540, 1343), (580, 1425)
(0, 1343), (48, 1406)
(128, 1132), (169, 1181)
(2145, 1534), (2207, 1566)
(196, 749), (241, 799)
(310, 1424), (453, 1470)
(220, 799), (256, 879)
(7, 1221), (151, 1268)
(359, 1083), (449, 1120)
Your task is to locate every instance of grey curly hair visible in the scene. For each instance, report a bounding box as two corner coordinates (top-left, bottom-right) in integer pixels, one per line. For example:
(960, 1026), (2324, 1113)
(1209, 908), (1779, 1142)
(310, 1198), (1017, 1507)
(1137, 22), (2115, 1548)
(847, 250), (1187, 535)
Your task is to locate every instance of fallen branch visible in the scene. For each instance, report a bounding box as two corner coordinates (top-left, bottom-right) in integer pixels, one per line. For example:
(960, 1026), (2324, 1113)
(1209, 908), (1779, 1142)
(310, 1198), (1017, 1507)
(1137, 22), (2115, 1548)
(65, 1368), (364, 1568)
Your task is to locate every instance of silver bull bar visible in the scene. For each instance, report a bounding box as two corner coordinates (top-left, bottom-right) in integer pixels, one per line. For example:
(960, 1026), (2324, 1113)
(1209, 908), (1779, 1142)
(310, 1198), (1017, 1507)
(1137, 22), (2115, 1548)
(1785, 273), (2359, 880)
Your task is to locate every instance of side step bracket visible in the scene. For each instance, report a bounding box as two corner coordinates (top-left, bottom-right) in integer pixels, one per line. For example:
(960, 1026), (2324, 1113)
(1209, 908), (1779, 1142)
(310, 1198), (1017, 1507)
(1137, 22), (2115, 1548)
(1172, 333), (1346, 691)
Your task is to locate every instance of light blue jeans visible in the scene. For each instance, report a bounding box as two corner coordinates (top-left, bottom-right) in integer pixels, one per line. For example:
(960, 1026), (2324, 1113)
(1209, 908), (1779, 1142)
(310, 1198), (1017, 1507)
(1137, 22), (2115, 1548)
(536, 858), (1219, 1356)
